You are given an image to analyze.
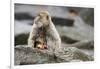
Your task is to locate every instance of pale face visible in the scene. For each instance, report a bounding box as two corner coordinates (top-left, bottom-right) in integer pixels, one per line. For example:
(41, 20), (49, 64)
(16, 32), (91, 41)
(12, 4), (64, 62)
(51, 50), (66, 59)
(35, 11), (50, 28)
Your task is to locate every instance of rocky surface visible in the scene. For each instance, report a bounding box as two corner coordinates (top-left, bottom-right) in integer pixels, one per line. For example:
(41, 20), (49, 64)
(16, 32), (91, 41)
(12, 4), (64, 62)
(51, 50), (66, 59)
(15, 45), (93, 65)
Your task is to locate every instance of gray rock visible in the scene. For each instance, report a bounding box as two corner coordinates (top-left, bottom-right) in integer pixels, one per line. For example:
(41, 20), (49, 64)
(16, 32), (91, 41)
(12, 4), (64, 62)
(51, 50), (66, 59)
(59, 47), (93, 61)
(14, 45), (93, 65)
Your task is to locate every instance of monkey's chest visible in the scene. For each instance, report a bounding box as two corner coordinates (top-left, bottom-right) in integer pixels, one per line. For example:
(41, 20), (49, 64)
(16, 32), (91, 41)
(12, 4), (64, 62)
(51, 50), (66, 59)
(34, 27), (48, 49)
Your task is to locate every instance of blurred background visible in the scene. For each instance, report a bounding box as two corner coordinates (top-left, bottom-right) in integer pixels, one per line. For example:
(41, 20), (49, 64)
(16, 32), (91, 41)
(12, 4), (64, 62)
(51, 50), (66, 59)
(14, 3), (94, 57)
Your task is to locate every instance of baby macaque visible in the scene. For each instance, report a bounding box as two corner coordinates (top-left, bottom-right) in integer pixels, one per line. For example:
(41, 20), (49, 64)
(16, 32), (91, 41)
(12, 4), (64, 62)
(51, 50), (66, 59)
(34, 27), (48, 49)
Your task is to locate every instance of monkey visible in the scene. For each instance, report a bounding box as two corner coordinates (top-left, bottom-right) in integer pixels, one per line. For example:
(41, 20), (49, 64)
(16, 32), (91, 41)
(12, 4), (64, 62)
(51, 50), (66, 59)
(28, 11), (61, 53)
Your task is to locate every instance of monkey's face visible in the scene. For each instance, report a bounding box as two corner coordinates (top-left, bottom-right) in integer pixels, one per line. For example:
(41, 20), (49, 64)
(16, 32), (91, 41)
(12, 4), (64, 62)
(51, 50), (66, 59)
(35, 11), (50, 28)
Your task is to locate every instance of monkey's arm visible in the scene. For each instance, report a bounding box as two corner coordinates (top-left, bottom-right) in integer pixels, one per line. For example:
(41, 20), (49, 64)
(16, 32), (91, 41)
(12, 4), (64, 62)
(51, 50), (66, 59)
(28, 24), (38, 48)
(48, 23), (62, 51)
(28, 16), (40, 48)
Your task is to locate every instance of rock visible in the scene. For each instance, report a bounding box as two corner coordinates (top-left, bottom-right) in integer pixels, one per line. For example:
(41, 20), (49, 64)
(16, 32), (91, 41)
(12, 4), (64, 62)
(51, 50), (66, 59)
(14, 45), (66, 65)
(64, 40), (94, 49)
(59, 47), (93, 61)
(15, 45), (93, 65)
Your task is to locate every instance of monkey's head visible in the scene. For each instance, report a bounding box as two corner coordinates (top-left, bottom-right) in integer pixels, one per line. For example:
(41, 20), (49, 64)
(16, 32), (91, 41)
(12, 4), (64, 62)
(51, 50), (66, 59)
(35, 11), (51, 28)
